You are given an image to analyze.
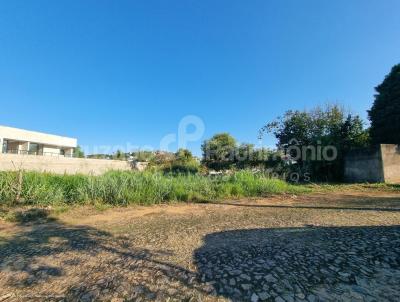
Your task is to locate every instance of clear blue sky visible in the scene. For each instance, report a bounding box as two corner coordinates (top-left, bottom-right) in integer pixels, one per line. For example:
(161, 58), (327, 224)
(1, 0), (399, 155)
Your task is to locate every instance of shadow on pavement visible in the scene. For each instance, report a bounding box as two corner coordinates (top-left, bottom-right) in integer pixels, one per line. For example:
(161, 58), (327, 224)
(205, 194), (400, 212)
(2, 208), (400, 301)
(0, 210), (206, 301)
(194, 225), (400, 301)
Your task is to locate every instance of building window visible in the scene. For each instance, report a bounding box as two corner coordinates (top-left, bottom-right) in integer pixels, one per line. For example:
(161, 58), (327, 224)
(29, 143), (39, 155)
(2, 140), (7, 153)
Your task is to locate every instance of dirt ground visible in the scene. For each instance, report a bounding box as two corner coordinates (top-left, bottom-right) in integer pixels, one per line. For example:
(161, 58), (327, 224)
(1, 189), (400, 302)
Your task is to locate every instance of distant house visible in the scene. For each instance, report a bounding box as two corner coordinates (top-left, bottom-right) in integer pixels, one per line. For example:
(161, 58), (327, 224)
(0, 125), (77, 157)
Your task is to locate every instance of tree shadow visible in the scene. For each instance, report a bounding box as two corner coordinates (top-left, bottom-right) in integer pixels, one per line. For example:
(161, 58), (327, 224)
(0, 210), (208, 301)
(194, 225), (400, 301)
(2, 208), (400, 301)
(204, 195), (400, 212)
(5, 208), (56, 224)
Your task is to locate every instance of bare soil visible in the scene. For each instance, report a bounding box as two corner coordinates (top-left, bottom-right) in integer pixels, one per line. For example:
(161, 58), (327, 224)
(1, 190), (400, 301)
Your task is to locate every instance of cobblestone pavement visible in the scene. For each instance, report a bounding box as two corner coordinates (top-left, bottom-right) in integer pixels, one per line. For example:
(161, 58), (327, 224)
(195, 226), (400, 302)
(1, 192), (400, 301)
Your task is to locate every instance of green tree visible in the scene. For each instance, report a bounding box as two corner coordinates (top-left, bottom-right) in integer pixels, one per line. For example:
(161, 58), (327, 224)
(201, 133), (237, 170)
(260, 105), (369, 181)
(114, 150), (126, 160)
(368, 64), (400, 145)
(175, 148), (194, 162)
(235, 143), (254, 169)
(73, 146), (85, 158)
(340, 115), (370, 150)
(164, 148), (200, 174)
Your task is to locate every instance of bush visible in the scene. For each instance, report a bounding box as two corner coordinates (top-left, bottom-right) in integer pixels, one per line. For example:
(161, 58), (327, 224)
(160, 148), (201, 174)
(163, 162), (200, 174)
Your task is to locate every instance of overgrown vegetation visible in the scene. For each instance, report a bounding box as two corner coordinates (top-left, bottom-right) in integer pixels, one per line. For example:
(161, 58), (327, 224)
(162, 148), (201, 174)
(67, 64), (400, 185)
(0, 170), (308, 206)
(200, 64), (400, 182)
(201, 133), (283, 172)
(260, 104), (370, 181)
(1, 65), (398, 210)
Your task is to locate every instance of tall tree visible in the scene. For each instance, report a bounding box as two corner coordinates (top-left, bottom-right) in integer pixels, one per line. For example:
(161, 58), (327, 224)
(73, 146), (85, 158)
(260, 105), (369, 181)
(201, 133), (237, 170)
(175, 148), (195, 162)
(368, 64), (400, 145)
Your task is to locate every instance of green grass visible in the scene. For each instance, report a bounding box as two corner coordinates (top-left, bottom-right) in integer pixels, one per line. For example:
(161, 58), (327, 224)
(0, 170), (310, 206)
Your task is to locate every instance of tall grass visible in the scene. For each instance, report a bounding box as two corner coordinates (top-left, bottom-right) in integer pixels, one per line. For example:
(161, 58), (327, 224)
(0, 170), (310, 206)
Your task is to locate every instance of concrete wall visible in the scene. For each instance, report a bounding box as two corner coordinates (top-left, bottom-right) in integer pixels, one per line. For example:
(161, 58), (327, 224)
(381, 144), (400, 184)
(0, 153), (133, 175)
(344, 144), (400, 184)
(344, 146), (384, 183)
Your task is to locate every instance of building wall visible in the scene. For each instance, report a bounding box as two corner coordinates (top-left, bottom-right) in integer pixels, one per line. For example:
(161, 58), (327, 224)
(0, 125), (77, 148)
(344, 146), (384, 183)
(42, 145), (62, 156)
(0, 153), (132, 175)
(64, 148), (74, 157)
(381, 144), (400, 184)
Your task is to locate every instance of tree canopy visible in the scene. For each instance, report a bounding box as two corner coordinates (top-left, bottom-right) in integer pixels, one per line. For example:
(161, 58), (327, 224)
(168, 148), (200, 174)
(201, 133), (237, 170)
(260, 105), (369, 181)
(73, 146), (85, 158)
(368, 64), (400, 145)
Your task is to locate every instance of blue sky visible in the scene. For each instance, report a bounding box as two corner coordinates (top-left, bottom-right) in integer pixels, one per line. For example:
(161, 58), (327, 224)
(1, 0), (399, 155)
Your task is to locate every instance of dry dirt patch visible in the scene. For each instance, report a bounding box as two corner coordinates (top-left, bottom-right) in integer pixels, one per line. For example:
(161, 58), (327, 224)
(1, 191), (400, 301)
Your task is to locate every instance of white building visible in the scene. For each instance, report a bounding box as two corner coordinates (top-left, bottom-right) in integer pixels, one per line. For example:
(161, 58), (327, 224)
(0, 125), (77, 157)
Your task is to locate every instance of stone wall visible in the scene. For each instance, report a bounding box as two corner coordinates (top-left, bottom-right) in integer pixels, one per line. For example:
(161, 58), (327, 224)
(0, 153), (132, 175)
(344, 144), (400, 183)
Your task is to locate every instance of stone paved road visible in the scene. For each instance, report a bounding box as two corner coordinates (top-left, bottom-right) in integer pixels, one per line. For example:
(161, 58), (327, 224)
(1, 191), (400, 301)
(195, 226), (400, 302)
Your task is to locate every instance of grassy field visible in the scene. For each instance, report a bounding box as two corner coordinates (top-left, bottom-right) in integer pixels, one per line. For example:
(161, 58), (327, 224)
(0, 170), (310, 206)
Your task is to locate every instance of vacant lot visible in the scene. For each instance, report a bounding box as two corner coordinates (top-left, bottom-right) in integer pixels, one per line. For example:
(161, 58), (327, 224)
(1, 189), (400, 302)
